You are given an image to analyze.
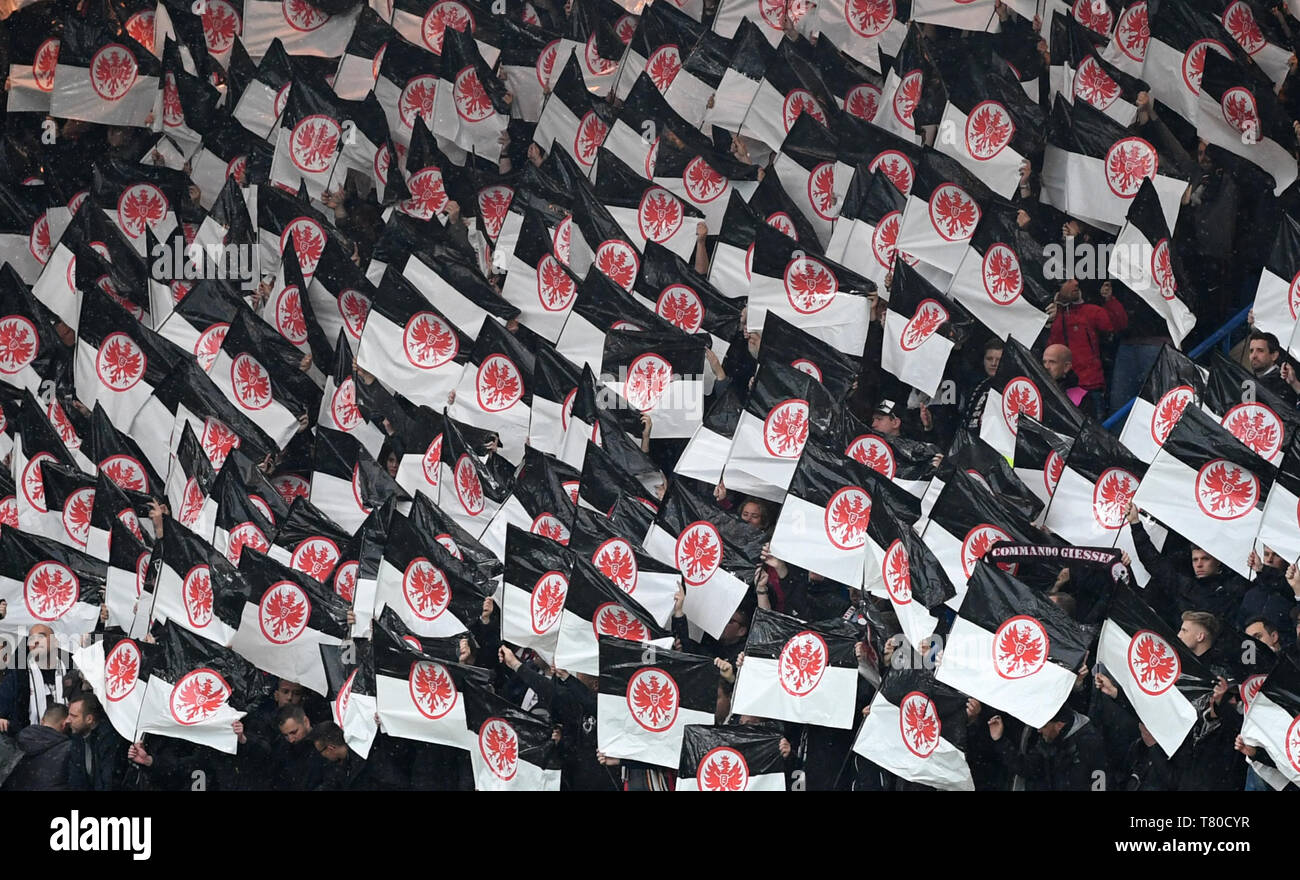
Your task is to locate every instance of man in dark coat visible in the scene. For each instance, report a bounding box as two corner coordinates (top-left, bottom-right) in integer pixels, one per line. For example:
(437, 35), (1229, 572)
(988, 706), (1108, 791)
(2, 704), (73, 791)
(67, 691), (127, 791)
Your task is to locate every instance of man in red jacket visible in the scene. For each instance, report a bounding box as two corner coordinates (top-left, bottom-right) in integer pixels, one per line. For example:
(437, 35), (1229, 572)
(1046, 280), (1128, 416)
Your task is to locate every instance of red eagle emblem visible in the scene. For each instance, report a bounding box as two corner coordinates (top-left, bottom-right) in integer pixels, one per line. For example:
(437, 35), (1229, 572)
(274, 285), (308, 345)
(202, 0), (242, 54)
(869, 150), (914, 195)
(230, 353), (272, 411)
(292, 537), (341, 582)
(783, 255), (838, 314)
(200, 417), (240, 470)
(226, 522), (269, 565)
(420, 434), (443, 488)
(675, 520), (722, 586)
(1286, 715), (1300, 773)
(1072, 0), (1113, 36)
(105, 639), (141, 702)
(594, 603), (649, 640)
(1221, 85), (1260, 138)
(272, 474), (310, 507)
(824, 487), (871, 551)
(1182, 39), (1230, 94)
(337, 289), (370, 341)
(778, 631), (829, 697)
(280, 217), (324, 276)
(900, 298), (949, 351)
(1150, 385), (1193, 446)
(403, 557), (450, 621)
(1195, 459), (1260, 520)
(183, 564), (214, 629)
(475, 354), (524, 414)
(1044, 450), (1065, 496)
(845, 83), (882, 123)
(993, 615), (1050, 679)
(24, 561), (79, 621)
(626, 667), (680, 731)
(892, 70), (923, 129)
(574, 111), (609, 168)
(530, 513), (570, 545)
(529, 571), (568, 635)
(398, 74), (438, 131)
(409, 660), (458, 719)
(1104, 137), (1158, 199)
(453, 66), (495, 122)
(846, 434), (896, 478)
(964, 100), (1015, 161)
(330, 377), (362, 431)
(899, 691), (941, 757)
(29, 211), (52, 264)
(594, 239), (639, 291)
(763, 398), (811, 458)
(289, 114), (341, 174)
(96, 331), (147, 392)
(89, 44), (138, 102)
(623, 352), (673, 413)
(583, 34), (619, 76)
(536, 40), (560, 89)
(0, 315), (39, 375)
(22, 451), (56, 512)
(1222, 403), (1283, 461)
(334, 668), (356, 725)
(177, 478), (206, 529)
(1127, 629), (1181, 695)
(402, 167), (450, 220)
(434, 534), (463, 560)
(333, 560), (358, 603)
(422, 0), (474, 53)
(883, 539), (912, 604)
(871, 210), (906, 270)
(162, 74), (184, 128)
(698, 746), (750, 791)
(479, 717), (520, 780)
(193, 322), (229, 373)
(248, 495), (274, 527)
(928, 183), (981, 241)
(982, 243), (1023, 305)
(169, 668), (231, 725)
(33, 38), (59, 92)
(454, 455), (485, 516)
(61, 487), (94, 548)
(961, 524), (1013, 580)
(1239, 673), (1266, 708)
(1000, 376), (1042, 434)
(646, 45), (682, 91)
(283, 0), (329, 30)
(1073, 56), (1120, 110)
(791, 359), (822, 381)
(0, 496), (18, 528)
(782, 88), (827, 133)
(477, 185), (513, 241)
(1223, 1), (1266, 55)
(845, 0), (894, 37)
(683, 156), (727, 204)
(403, 311), (458, 369)
(638, 188), (685, 244)
(1092, 467), (1138, 530)
(807, 162), (838, 221)
(656, 285), (704, 334)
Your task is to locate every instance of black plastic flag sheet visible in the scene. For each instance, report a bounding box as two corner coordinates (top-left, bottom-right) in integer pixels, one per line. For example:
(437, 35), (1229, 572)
(1039, 95), (1187, 235)
(348, 501), (402, 636)
(30, 460), (93, 548)
(303, 234), (375, 357)
(373, 604), (491, 750)
(1240, 654), (1300, 789)
(463, 678), (564, 791)
(1145, 0), (1263, 125)
(73, 631), (158, 744)
(384, 400), (449, 502)
(931, 46), (1045, 198)
(946, 199), (1055, 347)
(601, 326), (706, 440)
(1041, 422), (1150, 581)
(552, 552), (674, 676)
(229, 38), (291, 138)
(823, 167), (907, 293)
(643, 479), (764, 638)
(73, 289), (178, 432)
(675, 723), (786, 791)
(597, 636), (717, 767)
(408, 489), (504, 598)
(568, 506), (681, 625)
(880, 260), (970, 399)
(209, 309), (316, 450)
(1205, 351), (1300, 468)
(851, 669), (975, 791)
(272, 496), (359, 590)
(354, 269), (468, 410)
(1048, 11), (1147, 127)
(161, 421), (213, 541)
(499, 208), (582, 344)
(894, 150), (996, 276)
(478, 445), (578, 556)
(1111, 188), (1200, 350)
(1130, 405), (1272, 578)
(720, 359), (832, 503)
(634, 242), (743, 381)
(977, 337), (1086, 460)
(49, 13), (159, 126)
(1096, 585), (1214, 756)
(321, 639), (378, 759)
(746, 224), (873, 357)
(652, 136), (760, 235)
(935, 562), (1092, 728)
(431, 29), (510, 163)
(1251, 213), (1300, 361)
(860, 467), (955, 650)
(210, 459), (276, 566)
(0, 264), (61, 391)
(447, 319), (533, 464)
(1116, 343), (1206, 464)
(134, 620), (263, 754)
(921, 467), (1050, 606)
(0, 526), (105, 642)
(434, 413), (512, 539)
(731, 608), (860, 728)
(103, 516), (150, 631)
(1013, 414), (1074, 509)
(1257, 434), (1300, 565)
(594, 148), (705, 259)
(533, 54), (608, 175)
(241, 0), (356, 58)
(814, 0), (905, 72)
(319, 334), (384, 455)
(768, 440), (873, 587)
(373, 512), (489, 638)
(309, 426), (409, 534)
(267, 77), (349, 201)
(500, 526), (573, 661)
(150, 513), (246, 648)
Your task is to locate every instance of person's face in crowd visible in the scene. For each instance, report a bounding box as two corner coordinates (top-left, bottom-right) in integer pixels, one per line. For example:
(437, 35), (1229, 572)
(274, 681), (304, 707)
(1190, 548), (1219, 578)
(1056, 280), (1081, 304)
(280, 716), (311, 744)
(27, 625), (53, 660)
(1038, 719), (1067, 743)
(1245, 621), (1281, 652)
(67, 702), (96, 736)
(871, 413), (901, 437)
(1197, 141), (1212, 171)
(314, 740), (349, 763)
(983, 347), (1002, 377)
(107, 127), (128, 148)
(384, 452), (399, 478)
(739, 501), (766, 528)
(1177, 620), (1211, 655)
(720, 609), (749, 645)
(1042, 346), (1070, 380)
(1248, 339), (1278, 373)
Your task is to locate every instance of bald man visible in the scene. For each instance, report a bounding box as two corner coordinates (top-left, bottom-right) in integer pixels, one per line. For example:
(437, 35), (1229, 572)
(1042, 344), (1091, 411)
(0, 625), (69, 736)
(1045, 279), (1126, 416)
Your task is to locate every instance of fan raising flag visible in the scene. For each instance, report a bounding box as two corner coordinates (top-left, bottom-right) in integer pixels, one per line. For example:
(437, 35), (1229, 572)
(1250, 214), (1300, 362)
(1239, 654), (1300, 788)
(1116, 342), (1206, 464)
(552, 551), (674, 675)
(0, 526), (105, 644)
(500, 525), (574, 661)
(978, 337), (1086, 460)
(880, 259), (972, 398)
(1196, 51), (1299, 197)
(462, 678), (563, 791)
(852, 668), (975, 791)
(676, 723), (787, 791)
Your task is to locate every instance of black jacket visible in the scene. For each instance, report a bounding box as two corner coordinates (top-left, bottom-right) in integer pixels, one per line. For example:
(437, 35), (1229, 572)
(67, 722), (128, 791)
(1, 724), (73, 791)
(1130, 522), (1250, 628)
(993, 710), (1108, 791)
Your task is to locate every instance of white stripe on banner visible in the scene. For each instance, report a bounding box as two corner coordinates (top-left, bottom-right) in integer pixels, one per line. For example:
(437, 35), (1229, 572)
(881, 307), (954, 398)
(852, 691), (975, 790)
(596, 690), (713, 767)
(1256, 479), (1300, 566)
(136, 673), (244, 755)
(152, 563), (239, 647)
(1240, 691), (1300, 786)
(470, 747), (562, 791)
(374, 556), (473, 638)
(676, 770), (786, 791)
(375, 670), (475, 750)
(769, 492), (869, 587)
(1097, 618), (1197, 755)
(721, 410), (797, 503)
(1251, 267), (1300, 361)
(934, 102), (1025, 198)
(731, 655), (858, 729)
(229, 600), (341, 697)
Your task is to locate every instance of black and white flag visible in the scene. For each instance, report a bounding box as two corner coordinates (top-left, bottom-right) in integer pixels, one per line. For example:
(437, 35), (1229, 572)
(852, 668), (975, 790)
(676, 723), (787, 791)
